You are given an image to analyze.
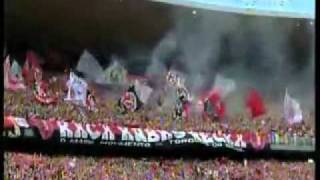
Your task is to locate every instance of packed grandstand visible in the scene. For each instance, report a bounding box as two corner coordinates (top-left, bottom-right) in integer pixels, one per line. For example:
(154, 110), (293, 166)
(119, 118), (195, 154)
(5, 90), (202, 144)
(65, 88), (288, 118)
(3, 50), (315, 152)
(4, 152), (315, 180)
(3, 0), (315, 179)
(3, 42), (315, 180)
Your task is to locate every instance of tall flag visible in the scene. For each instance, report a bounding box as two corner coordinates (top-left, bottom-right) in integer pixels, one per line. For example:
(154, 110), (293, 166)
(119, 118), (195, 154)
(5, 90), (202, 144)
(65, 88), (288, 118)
(199, 89), (226, 120)
(31, 66), (57, 105)
(246, 89), (266, 119)
(284, 89), (303, 124)
(208, 90), (226, 120)
(176, 86), (191, 102)
(11, 59), (23, 80)
(22, 57), (31, 83)
(4, 55), (11, 85)
(176, 86), (192, 120)
(4, 55), (26, 91)
(118, 85), (143, 113)
(85, 90), (97, 112)
(134, 80), (153, 104)
(65, 72), (88, 106)
(26, 51), (41, 69)
(23, 51), (42, 85)
(104, 60), (128, 84)
(213, 74), (236, 98)
(76, 50), (106, 84)
(173, 99), (184, 121)
(33, 80), (57, 105)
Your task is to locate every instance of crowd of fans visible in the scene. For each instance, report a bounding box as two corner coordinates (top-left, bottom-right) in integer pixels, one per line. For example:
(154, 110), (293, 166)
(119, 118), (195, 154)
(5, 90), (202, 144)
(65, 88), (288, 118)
(4, 83), (315, 148)
(3, 60), (315, 180)
(4, 152), (314, 180)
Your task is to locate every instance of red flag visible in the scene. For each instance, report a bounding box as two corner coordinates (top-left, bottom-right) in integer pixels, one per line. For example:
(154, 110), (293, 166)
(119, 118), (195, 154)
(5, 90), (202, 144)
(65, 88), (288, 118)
(246, 89), (266, 119)
(22, 59), (30, 81)
(26, 51), (41, 69)
(208, 90), (226, 120)
(23, 51), (42, 84)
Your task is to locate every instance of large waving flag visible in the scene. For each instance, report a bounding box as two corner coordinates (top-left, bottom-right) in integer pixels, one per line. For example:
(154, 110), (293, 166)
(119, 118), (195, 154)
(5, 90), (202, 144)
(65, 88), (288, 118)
(246, 89), (266, 119)
(213, 74), (236, 98)
(104, 60), (128, 84)
(284, 89), (303, 124)
(199, 88), (226, 120)
(208, 90), (226, 120)
(23, 51), (42, 85)
(134, 80), (153, 104)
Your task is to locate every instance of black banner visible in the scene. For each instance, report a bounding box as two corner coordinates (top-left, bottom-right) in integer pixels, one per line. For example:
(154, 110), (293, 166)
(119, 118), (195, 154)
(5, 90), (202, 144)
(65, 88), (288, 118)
(3, 116), (314, 160)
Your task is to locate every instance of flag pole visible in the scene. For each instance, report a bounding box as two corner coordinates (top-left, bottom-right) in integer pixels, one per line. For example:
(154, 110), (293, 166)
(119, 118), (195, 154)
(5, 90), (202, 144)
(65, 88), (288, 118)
(284, 88), (288, 123)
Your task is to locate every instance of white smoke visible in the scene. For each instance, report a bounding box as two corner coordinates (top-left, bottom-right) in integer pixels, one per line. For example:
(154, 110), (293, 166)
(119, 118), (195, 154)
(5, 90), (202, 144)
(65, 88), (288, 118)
(145, 9), (314, 115)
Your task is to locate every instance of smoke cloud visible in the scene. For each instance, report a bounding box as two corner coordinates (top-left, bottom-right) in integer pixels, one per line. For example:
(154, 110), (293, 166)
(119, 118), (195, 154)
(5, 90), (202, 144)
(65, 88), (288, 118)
(145, 9), (314, 114)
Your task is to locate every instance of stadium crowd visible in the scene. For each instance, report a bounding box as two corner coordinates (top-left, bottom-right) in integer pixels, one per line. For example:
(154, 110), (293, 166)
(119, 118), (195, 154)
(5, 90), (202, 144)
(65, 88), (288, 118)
(4, 152), (314, 180)
(4, 87), (315, 147)
(3, 53), (315, 148)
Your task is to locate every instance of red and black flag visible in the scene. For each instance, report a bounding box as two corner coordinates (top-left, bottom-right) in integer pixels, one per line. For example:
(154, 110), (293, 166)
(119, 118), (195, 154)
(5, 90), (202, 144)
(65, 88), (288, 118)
(32, 80), (58, 105)
(86, 90), (97, 112)
(118, 85), (143, 113)
(200, 89), (226, 121)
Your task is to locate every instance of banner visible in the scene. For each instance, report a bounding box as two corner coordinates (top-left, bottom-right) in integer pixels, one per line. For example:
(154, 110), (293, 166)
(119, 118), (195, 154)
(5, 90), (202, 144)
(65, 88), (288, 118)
(1, 116), (275, 152)
(3, 116), (314, 154)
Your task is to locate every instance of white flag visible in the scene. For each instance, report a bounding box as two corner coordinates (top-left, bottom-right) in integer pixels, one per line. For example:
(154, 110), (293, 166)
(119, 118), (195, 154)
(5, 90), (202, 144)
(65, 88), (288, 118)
(65, 72), (88, 105)
(213, 74), (236, 98)
(166, 70), (185, 88)
(284, 90), (303, 124)
(134, 80), (153, 104)
(11, 60), (22, 79)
